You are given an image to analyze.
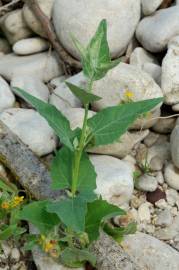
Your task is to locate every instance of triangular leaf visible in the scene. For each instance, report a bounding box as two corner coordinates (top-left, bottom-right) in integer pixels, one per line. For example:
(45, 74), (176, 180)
(47, 196), (87, 232)
(60, 247), (96, 268)
(66, 82), (101, 105)
(85, 199), (125, 242)
(13, 87), (74, 150)
(87, 98), (163, 147)
(19, 201), (60, 234)
(51, 147), (96, 201)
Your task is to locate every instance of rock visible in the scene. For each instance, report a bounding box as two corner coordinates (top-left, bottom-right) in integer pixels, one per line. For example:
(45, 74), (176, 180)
(0, 52), (62, 82)
(152, 117), (176, 134)
(138, 202), (151, 222)
(150, 156), (163, 171)
(155, 171), (164, 184)
(90, 155), (134, 206)
(50, 75), (68, 87)
(88, 130), (149, 159)
(10, 248), (20, 262)
(155, 209), (173, 227)
(13, 38), (50, 55)
(166, 188), (179, 206)
(23, 0), (54, 37)
(0, 76), (15, 112)
(33, 247), (84, 270)
(0, 109), (57, 156)
(65, 108), (95, 130)
(136, 174), (158, 192)
(136, 6), (179, 53)
(172, 103), (179, 111)
(141, 0), (163, 15)
(0, 38), (11, 54)
(164, 162), (179, 190)
(147, 141), (171, 167)
(121, 232), (179, 270)
(53, 0), (141, 59)
(146, 188), (166, 204)
(154, 214), (179, 240)
(0, 9), (33, 45)
(171, 125), (179, 168)
(143, 63), (161, 85)
(161, 36), (179, 105)
(144, 131), (159, 147)
(11, 75), (49, 102)
(92, 63), (163, 129)
(50, 72), (87, 111)
(130, 47), (158, 68)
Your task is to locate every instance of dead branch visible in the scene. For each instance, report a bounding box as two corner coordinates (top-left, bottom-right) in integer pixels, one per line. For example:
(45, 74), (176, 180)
(0, 0), (22, 16)
(159, 0), (173, 9)
(24, 0), (81, 70)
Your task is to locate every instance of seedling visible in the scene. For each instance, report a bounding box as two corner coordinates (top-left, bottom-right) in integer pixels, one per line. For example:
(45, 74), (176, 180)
(13, 20), (163, 267)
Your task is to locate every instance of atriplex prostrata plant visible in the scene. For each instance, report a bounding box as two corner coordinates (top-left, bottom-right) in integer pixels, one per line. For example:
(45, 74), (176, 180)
(12, 20), (163, 267)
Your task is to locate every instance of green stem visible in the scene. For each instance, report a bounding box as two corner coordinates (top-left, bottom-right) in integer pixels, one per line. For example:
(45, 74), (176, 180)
(71, 79), (93, 196)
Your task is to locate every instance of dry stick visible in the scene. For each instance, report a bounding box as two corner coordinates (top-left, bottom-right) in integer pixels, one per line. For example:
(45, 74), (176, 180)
(0, 0), (21, 16)
(25, 0), (81, 71)
(159, 0), (173, 9)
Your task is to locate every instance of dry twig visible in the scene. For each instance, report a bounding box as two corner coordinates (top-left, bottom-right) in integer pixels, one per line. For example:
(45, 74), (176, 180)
(0, 0), (22, 16)
(24, 0), (81, 71)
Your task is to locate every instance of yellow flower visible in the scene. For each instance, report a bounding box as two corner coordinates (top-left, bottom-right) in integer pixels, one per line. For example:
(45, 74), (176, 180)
(124, 90), (134, 99)
(11, 196), (24, 208)
(1, 201), (10, 209)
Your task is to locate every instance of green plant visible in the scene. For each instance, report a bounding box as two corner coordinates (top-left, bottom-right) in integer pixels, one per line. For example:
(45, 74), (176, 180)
(0, 179), (26, 249)
(13, 19), (163, 267)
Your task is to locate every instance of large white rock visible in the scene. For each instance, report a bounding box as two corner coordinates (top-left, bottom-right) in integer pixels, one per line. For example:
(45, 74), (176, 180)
(90, 155), (134, 206)
(141, 0), (163, 16)
(11, 75), (49, 102)
(0, 109), (57, 156)
(0, 9), (33, 45)
(0, 52), (62, 82)
(53, 0), (141, 59)
(23, 0), (54, 37)
(92, 63), (163, 129)
(130, 47), (158, 68)
(161, 36), (179, 105)
(13, 37), (50, 55)
(171, 124), (179, 169)
(164, 162), (179, 190)
(0, 38), (11, 54)
(0, 76), (15, 112)
(121, 232), (179, 270)
(136, 6), (179, 53)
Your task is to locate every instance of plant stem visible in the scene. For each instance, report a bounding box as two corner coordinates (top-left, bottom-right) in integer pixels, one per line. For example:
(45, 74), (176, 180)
(71, 79), (93, 196)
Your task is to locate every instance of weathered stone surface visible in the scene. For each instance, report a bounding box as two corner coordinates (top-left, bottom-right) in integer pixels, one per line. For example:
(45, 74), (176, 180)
(141, 0), (163, 16)
(0, 52), (62, 82)
(53, 0), (141, 59)
(0, 38), (11, 54)
(0, 76), (15, 112)
(13, 37), (50, 55)
(164, 162), (179, 190)
(136, 6), (179, 52)
(0, 109), (57, 157)
(171, 123), (179, 169)
(0, 9), (33, 44)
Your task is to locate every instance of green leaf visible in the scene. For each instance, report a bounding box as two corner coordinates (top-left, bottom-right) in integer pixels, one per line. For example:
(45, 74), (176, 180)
(103, 222), (137, 242)
(66, 82), (101, 105)
(19, 201), (60, 234)
(13, 88), (74, 150)
(0, 224), (17, 240)
(0, 179), (17, 193)
(88, 98), (163, 147)
(47, 196), (87, 232)
(51, 147), (96, 200)
(60, 247), (96, 268)
(72, 19), (120, 80)
(85, 199), (125, 242)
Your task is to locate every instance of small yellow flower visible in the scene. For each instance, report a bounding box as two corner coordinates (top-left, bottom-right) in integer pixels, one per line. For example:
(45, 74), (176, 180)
(124, 90), (134, 99)
(1, 201), (10, 209)
(11, 196), (24, 207)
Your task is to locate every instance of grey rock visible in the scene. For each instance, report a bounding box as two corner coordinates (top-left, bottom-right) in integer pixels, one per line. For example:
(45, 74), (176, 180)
(171, 124), (179, 168)
(13, 37), (50, 55)
(150, 155), (163, 171)
(155, 209), (173, 227)
(0, 38), (11, 54)
(136, 6), (179, 52)
(164, 162), (179, 190)
(136, 174), (158, 192)
(53, 0), (141, 59)
(0, 9), (33, 45)
(0, 76), (15, 112)
(0, 52), (62, 82)
(121, 232), (179, 269)
(130, 47), (158, 68)
(141, 0), (163, 16)
(0, 108), (57, 157)
(152, 117), (176, 134)
(143, 63), (161, 85)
